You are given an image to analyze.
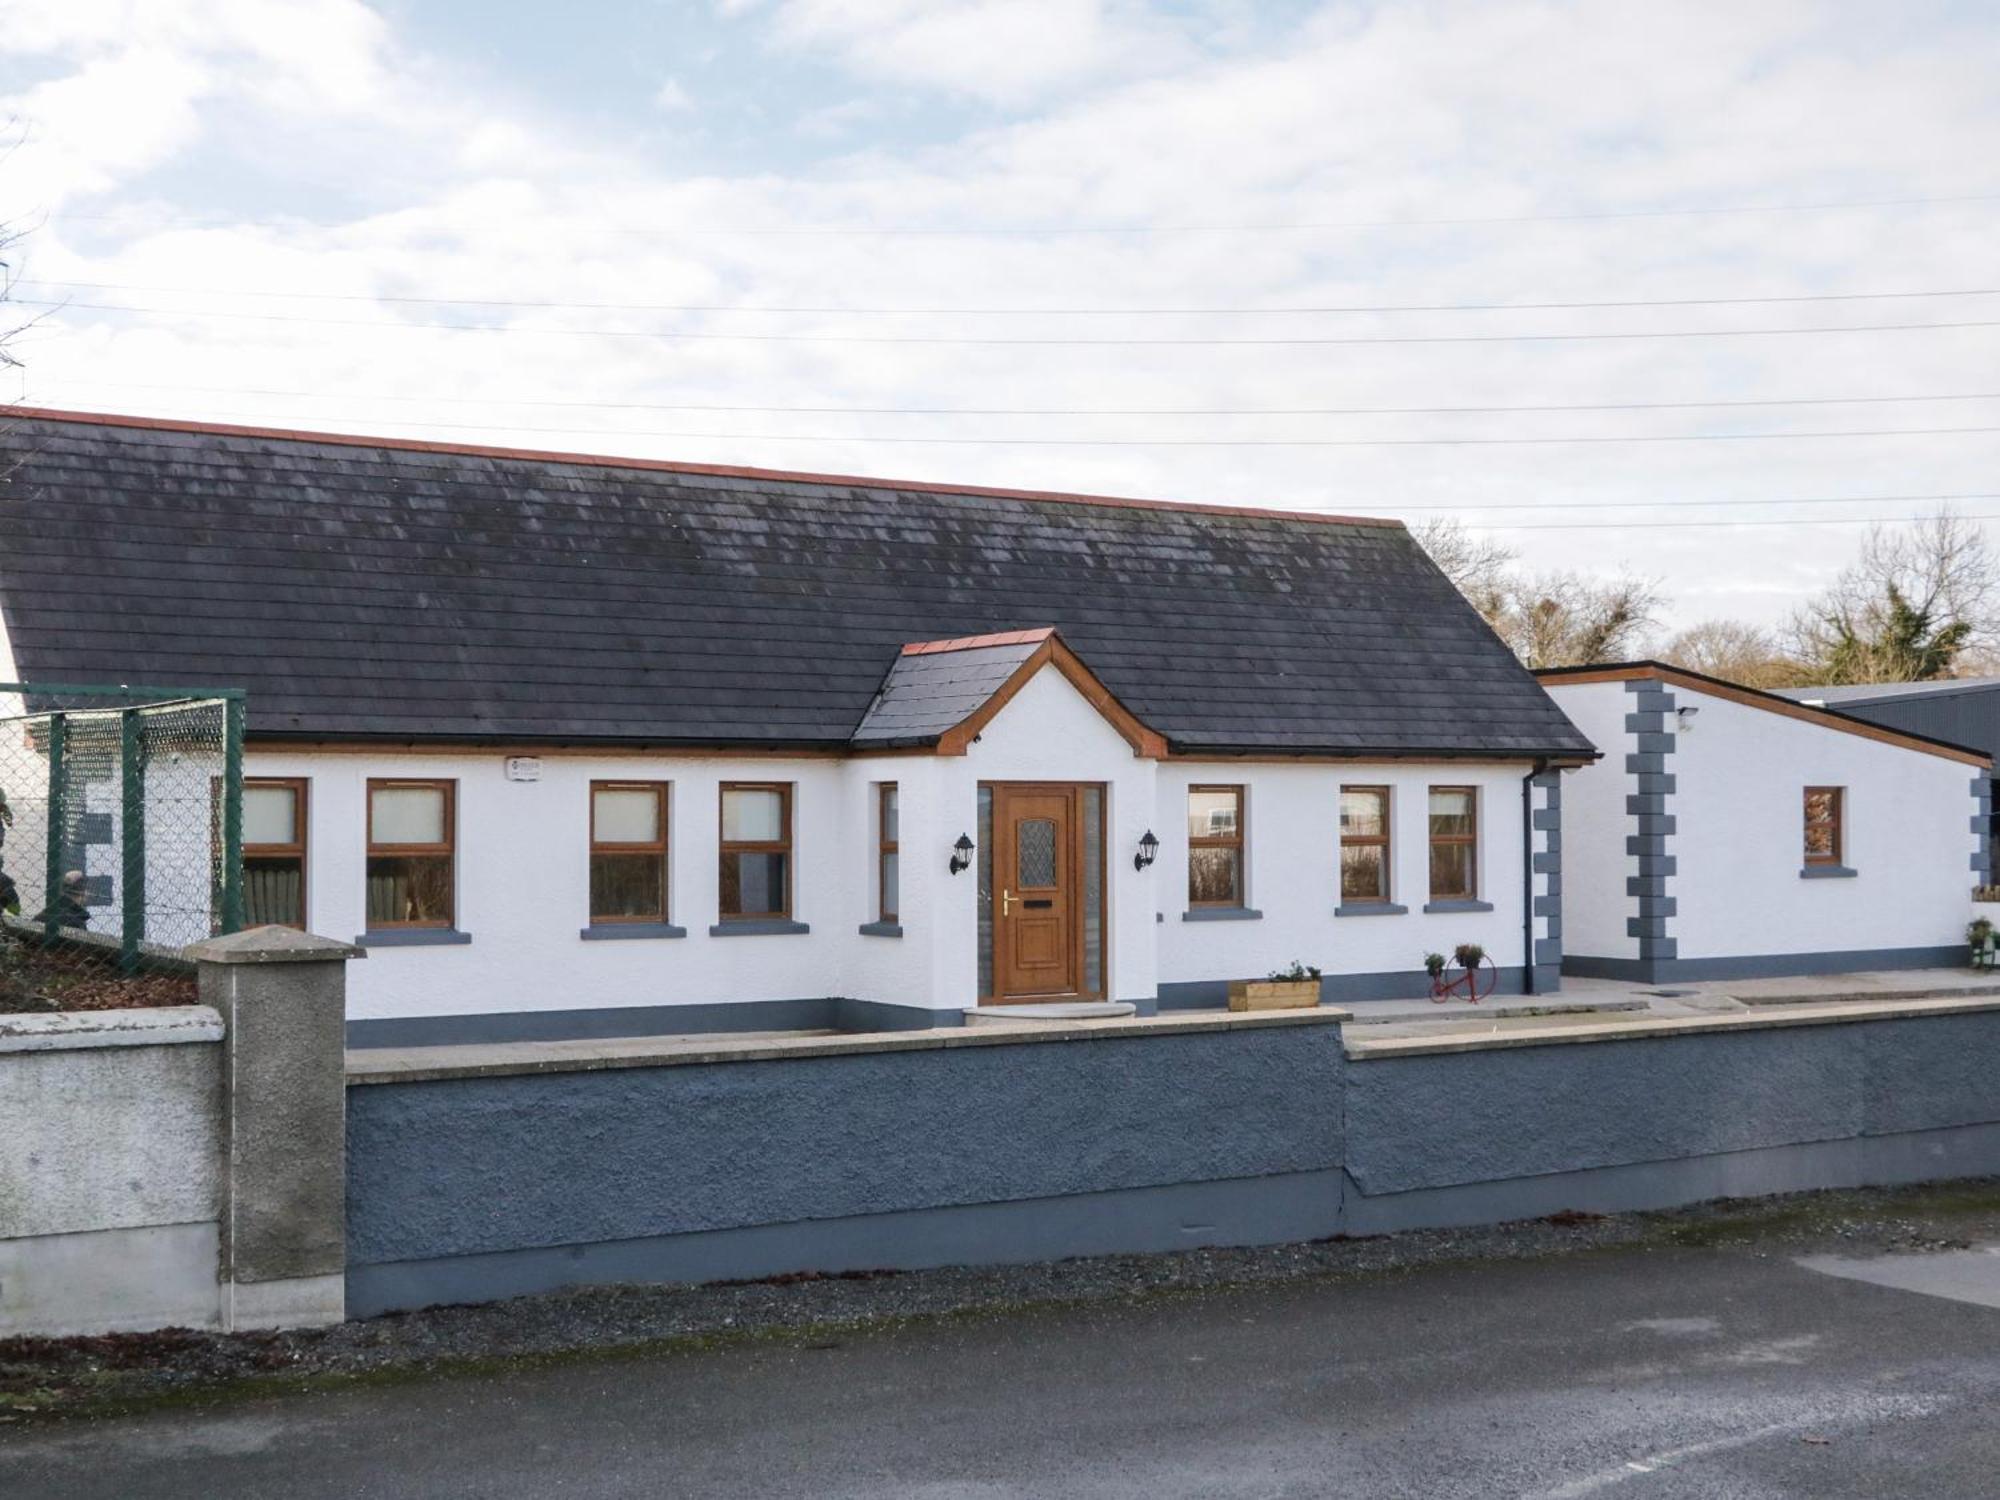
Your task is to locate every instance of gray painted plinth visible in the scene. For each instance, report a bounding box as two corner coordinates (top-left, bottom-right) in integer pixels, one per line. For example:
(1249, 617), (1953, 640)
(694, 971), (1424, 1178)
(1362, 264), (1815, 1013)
(190, 926), (357, 1330)
(1563, 946), (1966, 983)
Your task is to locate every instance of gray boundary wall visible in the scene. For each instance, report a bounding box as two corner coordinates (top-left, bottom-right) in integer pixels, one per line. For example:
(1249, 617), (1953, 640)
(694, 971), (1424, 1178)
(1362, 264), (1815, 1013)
(0, 928), (355, 1337)
(345, 1004), (2000, 1317)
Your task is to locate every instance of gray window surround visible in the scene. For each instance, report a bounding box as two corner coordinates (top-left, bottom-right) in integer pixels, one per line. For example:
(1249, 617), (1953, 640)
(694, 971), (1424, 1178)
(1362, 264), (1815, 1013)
(1182, 906), (1263, 922)
(1799, 865), (1859, 880)
(1423, 899), (1496, 914)
(357, 928), (472, 948)
(709, 919), (812, 937)
(579, 922), (687, 941)
(1335, 902), (1409, 917)
(857, 921), (904, 938)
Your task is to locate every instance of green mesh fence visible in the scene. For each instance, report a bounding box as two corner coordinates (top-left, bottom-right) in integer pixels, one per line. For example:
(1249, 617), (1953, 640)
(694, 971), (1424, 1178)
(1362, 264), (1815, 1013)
(0, 683), (244, 980)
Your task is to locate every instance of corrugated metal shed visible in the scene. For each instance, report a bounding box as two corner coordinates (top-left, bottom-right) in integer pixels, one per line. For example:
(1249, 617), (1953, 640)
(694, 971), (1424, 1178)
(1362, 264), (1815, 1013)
(0, 410), (1596, 759)
(1777, 679), (2000, 764)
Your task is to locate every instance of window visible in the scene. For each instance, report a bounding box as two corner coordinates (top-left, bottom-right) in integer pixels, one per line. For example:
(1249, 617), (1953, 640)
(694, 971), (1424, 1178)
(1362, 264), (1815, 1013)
(720, 783), (791, 920)
(877, 783), (899, 923)
(590, 782), (668, 924)
(1804, 786), (1844, 865)
(243, 778), (308, 928)
(1428, 786), (1477, 899)
(1187, 785), (1244, 907)
(1339, 786), (1391, 903)
(366, 779), (455, 929)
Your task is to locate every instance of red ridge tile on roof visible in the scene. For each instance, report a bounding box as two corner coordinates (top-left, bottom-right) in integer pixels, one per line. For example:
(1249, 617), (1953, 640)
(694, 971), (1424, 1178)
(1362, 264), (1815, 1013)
(901, 628), (1057, 656)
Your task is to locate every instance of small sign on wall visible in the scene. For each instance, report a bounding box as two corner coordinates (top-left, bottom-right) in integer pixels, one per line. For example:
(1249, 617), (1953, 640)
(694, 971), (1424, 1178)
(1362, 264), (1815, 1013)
(504, 756), (543, 783)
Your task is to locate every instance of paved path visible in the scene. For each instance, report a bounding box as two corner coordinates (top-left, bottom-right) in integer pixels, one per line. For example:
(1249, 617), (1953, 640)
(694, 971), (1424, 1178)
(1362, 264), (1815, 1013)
(5, 1238), (1999, 1498)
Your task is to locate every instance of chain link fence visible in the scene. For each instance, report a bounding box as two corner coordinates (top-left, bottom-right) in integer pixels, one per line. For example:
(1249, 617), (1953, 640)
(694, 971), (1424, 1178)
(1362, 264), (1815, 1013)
(0, 683), (244, 1002)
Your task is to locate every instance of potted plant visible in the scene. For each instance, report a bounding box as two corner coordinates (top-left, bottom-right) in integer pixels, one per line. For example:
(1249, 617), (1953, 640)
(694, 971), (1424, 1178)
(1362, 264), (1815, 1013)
(1423, 952), (1447, 980)
(1969, 916), (1994, 969)
(1229, 960), (1322, 1012)
(1453, 942), (1486, 973)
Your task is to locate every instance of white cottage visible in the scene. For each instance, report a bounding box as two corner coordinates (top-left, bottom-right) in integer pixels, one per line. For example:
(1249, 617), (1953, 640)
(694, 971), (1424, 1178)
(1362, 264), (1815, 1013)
(1540, 662), (1988, 983)
(0, 409), (1596, 1043)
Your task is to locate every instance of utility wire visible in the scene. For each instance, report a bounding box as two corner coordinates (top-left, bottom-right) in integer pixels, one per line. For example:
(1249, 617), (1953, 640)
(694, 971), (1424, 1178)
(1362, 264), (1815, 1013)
(46, 190), (2000, 238)
(40, 378), (2000, 419)
(15, 278), (2000, 317)
(21, 400), (1999, 448)
(19, 298), (2000, 346)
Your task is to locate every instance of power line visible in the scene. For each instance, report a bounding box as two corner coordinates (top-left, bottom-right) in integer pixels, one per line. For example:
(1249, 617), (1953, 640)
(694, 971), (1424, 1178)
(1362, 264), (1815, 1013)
(1319, 492), (2000, 515)
(20, 400), (1999, 448)
(15, 277), (2000, 317)
(1451, 511), (2000, 533)
(19, 298), (2000, 346)
(46, 190), (2000, 238)
(43, 378), (2000, 419)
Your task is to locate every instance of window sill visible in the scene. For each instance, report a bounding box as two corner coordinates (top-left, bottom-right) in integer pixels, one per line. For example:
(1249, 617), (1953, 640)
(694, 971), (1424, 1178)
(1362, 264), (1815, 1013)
(857, 921), (903, 938)
(1182, 907), (1263, 922)
(356, 928), (472, 949)
(1422, 899), (1495, 914)
(708, 919), (811, 937)
(1800, 865), (1858, 880)
(580, 923), (687, 941)
(1336, 902), (1409, 917)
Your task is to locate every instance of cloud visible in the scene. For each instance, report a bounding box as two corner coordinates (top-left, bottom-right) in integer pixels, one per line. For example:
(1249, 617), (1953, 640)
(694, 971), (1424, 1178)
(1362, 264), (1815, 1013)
(5, 0), (2000, 634)
(653, 77), (696, 113)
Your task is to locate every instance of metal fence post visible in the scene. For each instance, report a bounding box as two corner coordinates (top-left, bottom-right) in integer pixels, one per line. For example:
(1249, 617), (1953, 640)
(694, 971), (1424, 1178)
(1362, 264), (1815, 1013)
(42, 712), (66, 945)
(120, 708), (146, 972)
(220, 695), (245, 934)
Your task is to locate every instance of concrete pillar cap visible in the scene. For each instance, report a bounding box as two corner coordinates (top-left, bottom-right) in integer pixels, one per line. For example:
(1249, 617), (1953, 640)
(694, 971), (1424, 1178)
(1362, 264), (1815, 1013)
(185, 926), (365, 964)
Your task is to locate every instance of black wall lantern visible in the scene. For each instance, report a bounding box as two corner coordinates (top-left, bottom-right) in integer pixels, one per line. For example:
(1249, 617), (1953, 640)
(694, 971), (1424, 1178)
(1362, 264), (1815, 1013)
(1134, 829), (1159, 871)
(950, 833), (975, 875)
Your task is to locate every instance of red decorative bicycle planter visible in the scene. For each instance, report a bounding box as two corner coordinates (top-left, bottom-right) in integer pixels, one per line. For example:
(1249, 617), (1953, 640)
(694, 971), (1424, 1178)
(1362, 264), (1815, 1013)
(1425, 944), (1497, 1004)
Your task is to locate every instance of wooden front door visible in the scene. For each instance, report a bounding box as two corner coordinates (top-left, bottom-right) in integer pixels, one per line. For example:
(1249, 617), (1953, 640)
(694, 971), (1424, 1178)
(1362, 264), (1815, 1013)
(992, 784), (1081, 1001)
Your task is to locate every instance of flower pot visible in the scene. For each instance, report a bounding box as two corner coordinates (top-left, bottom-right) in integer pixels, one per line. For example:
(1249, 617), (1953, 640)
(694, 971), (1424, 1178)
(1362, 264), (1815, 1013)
(1227, 978), (1320, 1011)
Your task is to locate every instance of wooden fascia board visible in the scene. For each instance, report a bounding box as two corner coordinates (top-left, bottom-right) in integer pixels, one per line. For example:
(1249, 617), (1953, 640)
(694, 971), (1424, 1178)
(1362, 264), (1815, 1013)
(934, 639), (1167, 759)
(1540, 665), (1993, 768)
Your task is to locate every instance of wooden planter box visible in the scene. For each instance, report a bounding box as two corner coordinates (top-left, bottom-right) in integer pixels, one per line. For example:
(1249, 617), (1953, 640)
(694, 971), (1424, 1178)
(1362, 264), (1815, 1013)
(1227, 978), (1321, 1012)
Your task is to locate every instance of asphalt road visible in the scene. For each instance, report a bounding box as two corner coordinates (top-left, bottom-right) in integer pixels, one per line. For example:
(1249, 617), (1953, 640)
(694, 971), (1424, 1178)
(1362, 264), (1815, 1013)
(4, 1238), (1998, 1498)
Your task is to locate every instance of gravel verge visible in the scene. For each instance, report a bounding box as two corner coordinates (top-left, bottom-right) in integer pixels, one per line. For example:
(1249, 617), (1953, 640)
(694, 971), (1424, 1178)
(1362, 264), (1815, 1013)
(4, 1177), (1997, 1424)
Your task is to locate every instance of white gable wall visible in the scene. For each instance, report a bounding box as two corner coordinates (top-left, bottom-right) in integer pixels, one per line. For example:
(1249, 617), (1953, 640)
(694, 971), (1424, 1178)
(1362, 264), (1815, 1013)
(1670, 683), (1975, 960)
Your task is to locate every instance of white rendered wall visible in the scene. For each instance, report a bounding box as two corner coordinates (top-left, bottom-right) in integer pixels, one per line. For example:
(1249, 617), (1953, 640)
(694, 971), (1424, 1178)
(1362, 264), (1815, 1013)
(1154, 761), (1537, 987)
(251, 664), (1552, 1025)
(1544, 682), (1641, 963)
(1667, 684), (1976, 960)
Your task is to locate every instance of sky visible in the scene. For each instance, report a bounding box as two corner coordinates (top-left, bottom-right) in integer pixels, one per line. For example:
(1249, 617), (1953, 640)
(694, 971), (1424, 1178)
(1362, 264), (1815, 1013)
(1, 0), (1997, 637)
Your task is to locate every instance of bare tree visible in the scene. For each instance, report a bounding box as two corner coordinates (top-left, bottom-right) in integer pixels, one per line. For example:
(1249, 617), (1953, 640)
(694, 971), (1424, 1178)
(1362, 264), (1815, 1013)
(1659, 618), (1805, 688)
(1413, 516), (1663, 668)
(1786, 510), (2000, 683)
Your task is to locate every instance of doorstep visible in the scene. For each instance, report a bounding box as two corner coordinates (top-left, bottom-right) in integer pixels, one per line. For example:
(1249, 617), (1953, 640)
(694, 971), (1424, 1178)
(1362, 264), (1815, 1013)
(964, 1002), (1138, 1025)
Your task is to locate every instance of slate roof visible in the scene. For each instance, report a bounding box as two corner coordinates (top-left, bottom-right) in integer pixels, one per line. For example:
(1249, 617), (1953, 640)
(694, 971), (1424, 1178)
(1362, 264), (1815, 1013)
(0, 410), (1597, 759)
(850, 631), (1052, 749)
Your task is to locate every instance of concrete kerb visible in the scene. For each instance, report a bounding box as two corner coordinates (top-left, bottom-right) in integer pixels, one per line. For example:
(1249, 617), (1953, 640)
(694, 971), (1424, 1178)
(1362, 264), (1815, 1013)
(187, 926), (360, 1331)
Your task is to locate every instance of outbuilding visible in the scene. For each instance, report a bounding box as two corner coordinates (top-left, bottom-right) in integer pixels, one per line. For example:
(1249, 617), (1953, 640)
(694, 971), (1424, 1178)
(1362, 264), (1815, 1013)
(1539, 662), (1989, 983)
(0, 409), (1593, 1043)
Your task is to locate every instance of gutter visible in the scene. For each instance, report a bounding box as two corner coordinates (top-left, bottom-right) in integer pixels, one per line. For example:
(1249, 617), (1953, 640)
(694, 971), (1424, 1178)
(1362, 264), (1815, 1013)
(1522, 757), (1550, 995)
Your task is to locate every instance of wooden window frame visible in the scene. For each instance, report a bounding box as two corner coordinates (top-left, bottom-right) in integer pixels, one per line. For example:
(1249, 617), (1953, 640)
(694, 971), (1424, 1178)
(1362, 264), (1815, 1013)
(589, 780), (669, 925)
(1339, 784), (1392, 904)
(719, 781), (793, 922)
(1804, 785), (1844, 866)
(365, 778), (456, 929)
(878, 782), (899, 924)
(1186, 783), (1246, 908)
(243, 776), (309, 930)
(1428, 785), (1479, 900)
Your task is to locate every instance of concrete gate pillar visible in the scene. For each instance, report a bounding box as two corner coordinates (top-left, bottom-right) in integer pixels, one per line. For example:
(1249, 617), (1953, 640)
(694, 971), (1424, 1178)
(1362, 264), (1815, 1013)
(187, 926), (360, 1330)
